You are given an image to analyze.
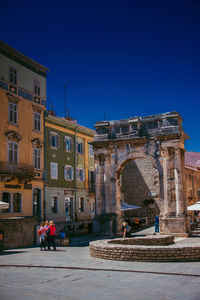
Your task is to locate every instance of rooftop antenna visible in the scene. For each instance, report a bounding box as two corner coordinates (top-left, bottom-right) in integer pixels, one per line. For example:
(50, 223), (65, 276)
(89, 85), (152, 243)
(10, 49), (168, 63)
(64, 82), (70, 119)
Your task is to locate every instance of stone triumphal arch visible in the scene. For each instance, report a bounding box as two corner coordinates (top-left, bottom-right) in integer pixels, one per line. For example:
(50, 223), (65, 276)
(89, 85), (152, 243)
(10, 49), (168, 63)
(92, 112), (190, 236)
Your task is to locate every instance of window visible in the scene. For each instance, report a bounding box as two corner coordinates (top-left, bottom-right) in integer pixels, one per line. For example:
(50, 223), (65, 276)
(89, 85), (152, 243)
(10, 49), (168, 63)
(33, 148), (41, 169)
(33, 79), (40, 96)
(50, 162), (58, 179)
(13, 193), (21, 212)
(34, 112), (41, 131)
(89, 169), (95, 192)
(8, 141), (18, 164)
(49, 132), (59, 149)
(89, 143), (94, 157)
(90, 200), (95, 212)
(77, 139), (84, 154)
(77, 168), (85, 181)
(2, 192), (11, 213)
(64, 136), (72, 152)
(9, 102), (17, 124)
(9, 66), (17, 84)
(64, 165), (74, 181)
(51, 196), (58, 214)
(79, 197), (84, 213)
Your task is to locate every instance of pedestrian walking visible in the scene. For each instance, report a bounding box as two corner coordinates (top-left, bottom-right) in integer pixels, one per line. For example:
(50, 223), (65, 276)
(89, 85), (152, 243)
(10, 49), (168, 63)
(47, 220), (56, 251)
(38, 222), (47, 251)
(44, 220), (50, 247)
(155, 215), (159, 233)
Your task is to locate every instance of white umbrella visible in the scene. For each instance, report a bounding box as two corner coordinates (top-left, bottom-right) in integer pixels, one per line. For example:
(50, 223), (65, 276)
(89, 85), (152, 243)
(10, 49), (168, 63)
(0, 201), (9, 209)
(121, 202), (141, 211)
(187, 201), (200, 211)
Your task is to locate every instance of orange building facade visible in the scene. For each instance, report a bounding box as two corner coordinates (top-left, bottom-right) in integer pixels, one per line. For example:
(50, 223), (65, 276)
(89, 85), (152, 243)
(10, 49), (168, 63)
(0, 42), (48, 247)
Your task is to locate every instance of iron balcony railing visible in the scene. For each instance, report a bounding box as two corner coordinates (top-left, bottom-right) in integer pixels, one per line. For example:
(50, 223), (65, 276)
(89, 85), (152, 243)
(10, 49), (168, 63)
(0, 78), (46, 107)
(0, 162), (34, 177)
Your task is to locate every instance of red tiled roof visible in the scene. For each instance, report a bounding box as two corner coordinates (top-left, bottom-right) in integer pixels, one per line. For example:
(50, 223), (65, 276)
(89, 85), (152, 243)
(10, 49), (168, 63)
(185, 152), (200, 168)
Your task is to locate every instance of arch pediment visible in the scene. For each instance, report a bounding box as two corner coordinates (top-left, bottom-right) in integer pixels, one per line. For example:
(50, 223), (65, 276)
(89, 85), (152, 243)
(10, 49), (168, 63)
(32, 138), (43, 148)
(5, 130), (22, 142)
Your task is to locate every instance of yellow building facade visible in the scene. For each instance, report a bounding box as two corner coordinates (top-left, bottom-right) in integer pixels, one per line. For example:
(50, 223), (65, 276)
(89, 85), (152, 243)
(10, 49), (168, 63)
(0, 41), (48, 229)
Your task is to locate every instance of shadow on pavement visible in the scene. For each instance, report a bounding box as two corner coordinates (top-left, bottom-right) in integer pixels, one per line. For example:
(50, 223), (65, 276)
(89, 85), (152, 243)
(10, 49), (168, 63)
(0, 250), (29, 256)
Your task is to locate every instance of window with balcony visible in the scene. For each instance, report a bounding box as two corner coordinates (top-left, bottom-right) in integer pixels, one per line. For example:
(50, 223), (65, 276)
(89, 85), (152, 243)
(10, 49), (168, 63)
(33, 79), (41, 96)
(50, 162), (58, 179)
(13, 193), (21, 213)
(64, 136), (72, 152)
(33, 111), (41, 131)
(51, 196), (58, 214)
(8, 141), (18, 164)
(8, 102), (18, 124)
(33, 148), (41, 169)
(9, 66), (17, 84)
(79, 197), (84, 213)
(64, 165), (74, 181)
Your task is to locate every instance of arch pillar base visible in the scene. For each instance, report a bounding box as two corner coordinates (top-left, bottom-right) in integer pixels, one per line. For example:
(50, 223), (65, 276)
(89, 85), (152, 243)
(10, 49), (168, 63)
(92, 213), (121, 237)
(160, 216), (190, 237)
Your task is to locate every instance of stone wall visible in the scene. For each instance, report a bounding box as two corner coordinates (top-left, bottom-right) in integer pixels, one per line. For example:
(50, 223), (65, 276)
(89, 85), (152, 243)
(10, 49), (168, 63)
(185, 167), (200, 206)
(90, 239), (200, 262)
(108, 235), (174, 246)
(122, 158), (160, 216)
(0, 217), (37, 249)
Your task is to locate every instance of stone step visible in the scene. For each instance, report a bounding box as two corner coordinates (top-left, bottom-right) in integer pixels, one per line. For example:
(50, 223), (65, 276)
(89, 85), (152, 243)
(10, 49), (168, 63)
(190, 229), (200, 236)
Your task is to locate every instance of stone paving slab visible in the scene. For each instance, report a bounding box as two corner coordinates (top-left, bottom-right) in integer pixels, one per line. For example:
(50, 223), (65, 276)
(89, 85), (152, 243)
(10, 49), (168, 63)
(1, 227), (200, 300)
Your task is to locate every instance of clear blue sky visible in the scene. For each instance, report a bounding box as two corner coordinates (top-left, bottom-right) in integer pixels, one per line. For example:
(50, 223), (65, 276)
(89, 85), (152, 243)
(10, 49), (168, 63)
(1, 0), (200, 151)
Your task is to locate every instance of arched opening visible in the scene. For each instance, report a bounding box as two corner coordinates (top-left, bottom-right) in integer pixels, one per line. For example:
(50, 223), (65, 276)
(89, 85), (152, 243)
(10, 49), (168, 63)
(117, 157), (160, 226)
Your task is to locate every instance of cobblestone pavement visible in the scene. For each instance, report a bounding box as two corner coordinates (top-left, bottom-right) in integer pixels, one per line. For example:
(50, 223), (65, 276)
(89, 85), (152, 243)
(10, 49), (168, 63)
(0, 227), (200, 300)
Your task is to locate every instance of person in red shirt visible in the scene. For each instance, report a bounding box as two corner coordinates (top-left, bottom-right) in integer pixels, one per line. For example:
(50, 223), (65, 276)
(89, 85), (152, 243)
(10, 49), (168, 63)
(47, 220), (56, 251)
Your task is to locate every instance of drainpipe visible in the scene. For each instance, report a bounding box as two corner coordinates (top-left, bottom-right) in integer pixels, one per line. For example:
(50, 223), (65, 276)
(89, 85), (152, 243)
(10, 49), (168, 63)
(74, 126), (78, 222)
(43, 110), (46, 221)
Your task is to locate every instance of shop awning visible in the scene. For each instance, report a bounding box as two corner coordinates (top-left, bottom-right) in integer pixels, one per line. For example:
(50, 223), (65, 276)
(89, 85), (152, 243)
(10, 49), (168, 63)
(121, 202), (141, 211)
(0, 201), (9, 209)
(187, 201), (200, 211)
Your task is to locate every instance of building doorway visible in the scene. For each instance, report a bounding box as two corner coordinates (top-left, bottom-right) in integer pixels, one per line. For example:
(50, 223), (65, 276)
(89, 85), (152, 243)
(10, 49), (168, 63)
(33, 188), (41, 220)
(65, 197), (73, 221)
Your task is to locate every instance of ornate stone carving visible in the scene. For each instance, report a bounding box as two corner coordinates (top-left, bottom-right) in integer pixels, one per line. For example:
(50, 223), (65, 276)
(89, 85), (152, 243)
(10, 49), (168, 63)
(31, 138), (43, 148)
(5, 130), (22, 142)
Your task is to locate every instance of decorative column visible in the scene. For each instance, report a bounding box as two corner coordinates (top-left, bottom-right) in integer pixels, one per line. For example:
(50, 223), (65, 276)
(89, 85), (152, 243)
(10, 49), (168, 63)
(174, 148), (184, 216)
(160, 145), (189, 237)
(162, 148), (169, 216)
(94, 154), (105, 216)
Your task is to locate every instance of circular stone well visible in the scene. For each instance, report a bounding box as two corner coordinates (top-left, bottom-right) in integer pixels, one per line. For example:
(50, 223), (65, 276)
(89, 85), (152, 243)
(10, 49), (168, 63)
(90, 235), (200, 262)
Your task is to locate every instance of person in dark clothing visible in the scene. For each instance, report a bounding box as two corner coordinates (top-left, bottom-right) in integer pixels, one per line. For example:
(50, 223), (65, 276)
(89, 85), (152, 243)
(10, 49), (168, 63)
(155, 215), (159, 233)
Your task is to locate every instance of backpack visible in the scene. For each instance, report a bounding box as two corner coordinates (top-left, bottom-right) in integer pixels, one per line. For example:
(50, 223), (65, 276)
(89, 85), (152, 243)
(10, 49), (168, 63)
(126, 225), (131, 233)
(38, 229), (42, 236)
